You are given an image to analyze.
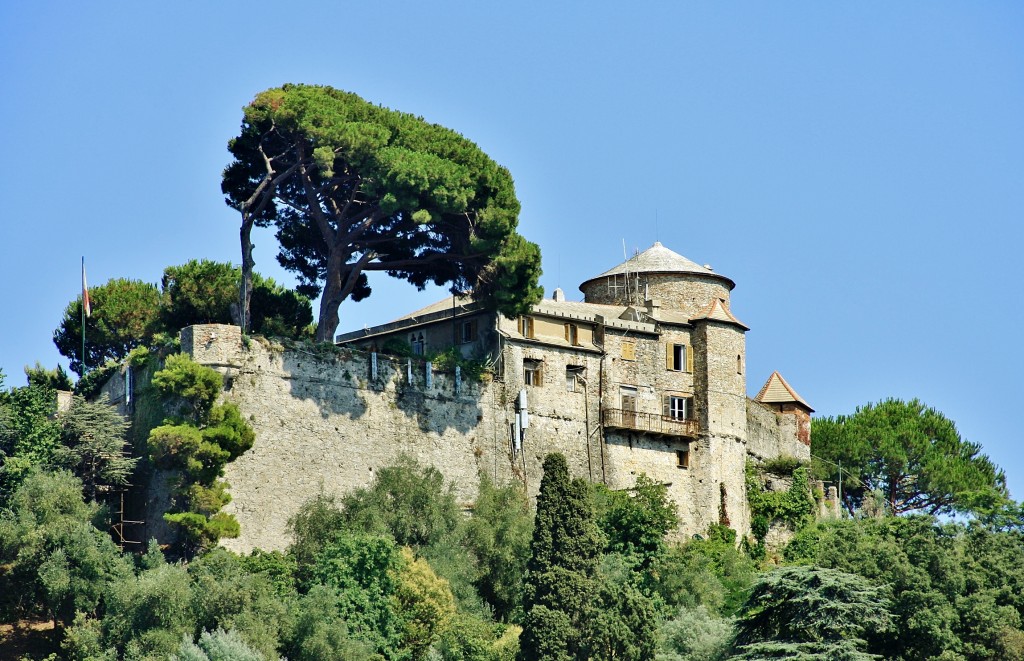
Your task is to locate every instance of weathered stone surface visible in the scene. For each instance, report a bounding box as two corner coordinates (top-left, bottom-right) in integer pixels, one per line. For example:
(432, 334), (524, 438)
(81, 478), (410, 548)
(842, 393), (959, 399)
(159, 324), (811, 552)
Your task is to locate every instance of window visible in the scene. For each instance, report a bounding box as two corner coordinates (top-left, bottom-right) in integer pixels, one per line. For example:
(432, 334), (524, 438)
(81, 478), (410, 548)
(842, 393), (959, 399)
(620, 386), (638, 425)
(621, 341), (636, 361)
(460, 319), (478, 344)
(411, 333), (425, 356)
(565, 365), (584, 392)
(666, 343), (693, 372)
(564, 323), (579, 346)
(676, 449), (690, 469)
(664, 395), (694, 421)
(737, 354), (742, 374)
(524, 359), (543, 386)
(519, 316), (535, 339)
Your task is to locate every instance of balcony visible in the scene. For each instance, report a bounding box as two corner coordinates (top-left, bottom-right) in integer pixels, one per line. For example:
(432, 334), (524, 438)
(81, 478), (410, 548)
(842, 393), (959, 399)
(602, 408), (699, 439)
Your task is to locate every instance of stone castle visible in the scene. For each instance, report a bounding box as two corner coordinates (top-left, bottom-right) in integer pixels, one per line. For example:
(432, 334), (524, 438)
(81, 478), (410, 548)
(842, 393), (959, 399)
(108, 242), (814, 552)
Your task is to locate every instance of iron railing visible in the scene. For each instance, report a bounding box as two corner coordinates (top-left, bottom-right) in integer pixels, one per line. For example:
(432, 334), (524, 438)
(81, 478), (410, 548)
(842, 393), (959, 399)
(602, 408), (699, 438)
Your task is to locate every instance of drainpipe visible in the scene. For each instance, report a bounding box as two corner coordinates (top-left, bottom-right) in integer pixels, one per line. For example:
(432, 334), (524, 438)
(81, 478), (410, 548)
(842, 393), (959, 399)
(578, 375), (593, 482)
(598, 350), (608, 484)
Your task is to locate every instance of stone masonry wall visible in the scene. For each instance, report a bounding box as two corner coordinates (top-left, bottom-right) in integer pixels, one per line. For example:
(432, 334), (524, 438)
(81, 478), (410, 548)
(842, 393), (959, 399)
(168, 324), (808, 552)
(746, 399), (811, 463)
(580, 274), (731, 320)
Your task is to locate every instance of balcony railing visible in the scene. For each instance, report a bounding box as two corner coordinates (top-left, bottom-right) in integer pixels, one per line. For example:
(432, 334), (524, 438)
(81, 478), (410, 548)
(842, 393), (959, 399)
(602, 408), (699, 438)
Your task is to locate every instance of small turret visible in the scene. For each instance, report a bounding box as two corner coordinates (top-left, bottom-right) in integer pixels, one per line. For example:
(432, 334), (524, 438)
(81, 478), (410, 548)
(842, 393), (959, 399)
(755, 371), (813, 446)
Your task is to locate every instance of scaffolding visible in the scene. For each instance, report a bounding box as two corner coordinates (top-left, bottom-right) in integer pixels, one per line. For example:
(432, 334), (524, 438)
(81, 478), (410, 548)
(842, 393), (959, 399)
(605, 248), (647, 306)
(108, 486), (144, 552)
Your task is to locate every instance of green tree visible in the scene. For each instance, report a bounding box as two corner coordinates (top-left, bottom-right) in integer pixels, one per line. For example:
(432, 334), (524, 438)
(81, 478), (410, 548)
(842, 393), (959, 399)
(658, 606), (734, 661)
(395, 547), (457, 659)
(0, 375), (62, 500)
(187, 549), (292, 659)
(583, 581), (657, 661)
(148, 354), (254, 555)
(161, 259), (312, 339)
(308, 532), (426, 659)
(97, 560), (196, 660)
(53, 278), (163, 376)
(0, 470), (132, 630)
(649, 528), (758, 618)
(222, 83), (543, 341)
(173, 628), (264, 661)
(25, 362), (74, 391)
(729, 566), (892, 660)
(338, 455), (461, 550)
(287, 584), (383, 661)
(463, 475), (533, 621)
(53, 394), (138, 502)
(518, 453), (603, 661)
(161, 260), (241, 330)
(812, 398), (1005, 516)
(784, 516), (1024, 660)
(593, 473), (678, 570)
(249, 272), (315, 339)
(287, 492), (348, 581)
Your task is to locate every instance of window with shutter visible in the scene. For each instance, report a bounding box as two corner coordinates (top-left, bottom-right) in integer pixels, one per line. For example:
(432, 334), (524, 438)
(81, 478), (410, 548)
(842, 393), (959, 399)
(666, 343), (691, 372)
(524, 359), (543, 387)
(664, 394), (694, 421)
(564, 323), (579, 346)
(519, 316), (535, 338)
(621, 342), (636, 361)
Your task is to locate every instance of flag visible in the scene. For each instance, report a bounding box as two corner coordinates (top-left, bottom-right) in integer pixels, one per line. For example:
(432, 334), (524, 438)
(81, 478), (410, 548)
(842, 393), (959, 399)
(82, 258), (91, 318)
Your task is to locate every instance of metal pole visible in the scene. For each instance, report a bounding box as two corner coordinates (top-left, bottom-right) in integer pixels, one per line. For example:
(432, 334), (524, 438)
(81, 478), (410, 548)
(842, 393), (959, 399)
(838, 460), (843, 516)
(81, 256), (87, 375)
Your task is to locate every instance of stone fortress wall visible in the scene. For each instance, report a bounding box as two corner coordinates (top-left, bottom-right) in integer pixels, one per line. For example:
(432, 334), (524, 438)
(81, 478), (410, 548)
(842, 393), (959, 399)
(160, 323), (813, 553)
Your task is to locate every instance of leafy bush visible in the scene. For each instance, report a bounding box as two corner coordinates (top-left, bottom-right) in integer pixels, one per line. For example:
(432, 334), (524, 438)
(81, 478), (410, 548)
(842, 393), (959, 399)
(657, 605), (734, 661)
(172, 628), (265, 661)
(746, 464), (815, 546)
(759, 455), (806, 477)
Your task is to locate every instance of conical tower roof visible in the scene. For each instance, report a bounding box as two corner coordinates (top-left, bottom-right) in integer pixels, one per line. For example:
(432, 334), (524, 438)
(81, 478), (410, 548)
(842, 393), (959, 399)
(580, 242), (735, 290)
(755, 371), (813, 412)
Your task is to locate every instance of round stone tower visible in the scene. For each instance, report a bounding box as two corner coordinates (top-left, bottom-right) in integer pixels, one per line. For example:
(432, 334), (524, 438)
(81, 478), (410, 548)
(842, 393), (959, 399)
(578, 242), (735, 319)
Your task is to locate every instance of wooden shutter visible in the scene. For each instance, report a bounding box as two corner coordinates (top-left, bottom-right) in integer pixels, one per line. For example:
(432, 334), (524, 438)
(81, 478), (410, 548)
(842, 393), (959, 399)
(665, 343), (673, 370)
(686, 345), (694, 372)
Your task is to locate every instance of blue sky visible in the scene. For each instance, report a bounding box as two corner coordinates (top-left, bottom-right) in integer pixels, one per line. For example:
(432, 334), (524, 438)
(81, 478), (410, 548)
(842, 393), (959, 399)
(2, 2), (1022, 499)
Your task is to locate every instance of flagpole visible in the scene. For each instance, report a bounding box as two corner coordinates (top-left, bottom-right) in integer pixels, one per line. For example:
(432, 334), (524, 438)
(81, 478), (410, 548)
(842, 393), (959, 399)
(81, 257), (87, 375)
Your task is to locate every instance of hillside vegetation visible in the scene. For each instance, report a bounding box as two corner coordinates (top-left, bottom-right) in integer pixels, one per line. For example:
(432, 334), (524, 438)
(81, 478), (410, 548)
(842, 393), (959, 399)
(1, 378), (1023, 661)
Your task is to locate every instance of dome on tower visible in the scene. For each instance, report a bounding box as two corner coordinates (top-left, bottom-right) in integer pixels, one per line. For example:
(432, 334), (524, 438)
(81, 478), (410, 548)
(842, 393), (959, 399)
(579, 242), (735, 291)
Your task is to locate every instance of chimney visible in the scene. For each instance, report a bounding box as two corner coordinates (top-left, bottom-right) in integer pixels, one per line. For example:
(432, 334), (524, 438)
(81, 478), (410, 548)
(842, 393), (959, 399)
(553, 287), (565, 302)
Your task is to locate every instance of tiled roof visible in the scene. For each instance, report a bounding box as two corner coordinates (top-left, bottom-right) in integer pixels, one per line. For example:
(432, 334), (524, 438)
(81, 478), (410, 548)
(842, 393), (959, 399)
(389, 295), (474, 323)
(581, 242), (734, 289)
(690, 298), (749, 330)
(755, 371), (813, 411)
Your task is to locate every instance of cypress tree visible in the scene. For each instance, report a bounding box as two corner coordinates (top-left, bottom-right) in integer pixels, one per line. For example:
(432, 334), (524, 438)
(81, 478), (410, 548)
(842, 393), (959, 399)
(518, 453), (603, 661)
